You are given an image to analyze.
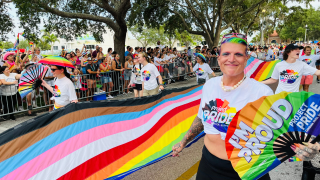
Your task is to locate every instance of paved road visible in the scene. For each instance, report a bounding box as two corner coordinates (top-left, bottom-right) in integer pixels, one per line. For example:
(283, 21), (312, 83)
(1, 74), (320, 180)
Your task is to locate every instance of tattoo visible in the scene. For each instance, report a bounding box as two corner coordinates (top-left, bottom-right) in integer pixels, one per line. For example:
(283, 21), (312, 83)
(181, 116), (204, 146)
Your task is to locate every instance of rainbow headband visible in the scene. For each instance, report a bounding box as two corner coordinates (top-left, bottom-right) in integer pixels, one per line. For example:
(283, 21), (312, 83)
(221, 37), (247, 46)
(194, 53), (206, 62)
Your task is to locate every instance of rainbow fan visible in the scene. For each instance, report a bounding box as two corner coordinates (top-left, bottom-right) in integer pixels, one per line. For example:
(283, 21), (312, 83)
(225, 91), (320, 180)
(245, 56), (281, 82)
(19, 64), (49, 98)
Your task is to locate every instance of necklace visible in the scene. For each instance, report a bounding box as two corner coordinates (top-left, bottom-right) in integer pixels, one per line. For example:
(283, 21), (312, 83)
(220, 75), (246, 92)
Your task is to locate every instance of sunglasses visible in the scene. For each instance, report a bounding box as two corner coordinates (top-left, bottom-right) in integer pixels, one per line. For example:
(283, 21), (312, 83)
(51, 68), (58, 72)
(222, 33), (247, 42)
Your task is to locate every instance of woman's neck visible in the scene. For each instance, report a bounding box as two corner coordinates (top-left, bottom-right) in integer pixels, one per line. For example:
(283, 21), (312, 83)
(222, 72), (245, 86)
(286, 57), (297, 63)
(4, 72), (10, 76)
(57, 74), (65, 79)
(142, 61), (148, 66)
(199, 62), (204, 65)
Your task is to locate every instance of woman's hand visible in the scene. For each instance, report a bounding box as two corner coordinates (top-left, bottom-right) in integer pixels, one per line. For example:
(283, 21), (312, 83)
(292, 142), (320, 161)
(12, 80), (18, 85)
(172, 141), (186, 157)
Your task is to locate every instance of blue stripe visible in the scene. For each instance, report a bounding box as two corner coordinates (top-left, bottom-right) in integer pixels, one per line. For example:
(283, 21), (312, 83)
(245, 56), (255, 68)
(0, 86), (202, 178)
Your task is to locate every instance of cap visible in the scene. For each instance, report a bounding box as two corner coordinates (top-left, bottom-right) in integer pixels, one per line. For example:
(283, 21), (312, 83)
(133, 54), (139, 59)
(285, 44), (304, 51)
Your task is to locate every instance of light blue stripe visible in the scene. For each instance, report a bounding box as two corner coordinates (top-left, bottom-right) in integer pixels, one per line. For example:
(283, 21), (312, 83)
(245, 56), (255, 68)
(0, 86), (202, 178)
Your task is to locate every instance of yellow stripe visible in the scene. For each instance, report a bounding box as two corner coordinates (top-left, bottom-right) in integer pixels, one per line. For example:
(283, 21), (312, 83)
(258, 61), (276, 81)
(110, 114), (197, 177)
(176, 161), (200, 180)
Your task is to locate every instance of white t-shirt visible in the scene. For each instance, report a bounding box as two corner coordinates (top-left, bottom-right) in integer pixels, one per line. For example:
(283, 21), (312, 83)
(44, 66), (54, 86)
(141, 63), (160, 90)
(298, 55), (320, 68)
(271, 60), (317, 94)
(131, 63), (143, 84)
(248, 51), (257, 58)
(316, 48), (320, 55)
(278, 50), (284, 59)
(0, 73), (18, 96)
(192, 63), (213, 81)
(266, 49), (274, 60)
(154, 57), (162, 66)
(198, 76), (274, 140)
(53, 76), (77, 106)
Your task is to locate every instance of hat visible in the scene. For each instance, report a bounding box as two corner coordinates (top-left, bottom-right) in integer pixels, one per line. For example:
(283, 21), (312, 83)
(3, 52), (15, 61)
(133, 54), (139, 59)
(82, 51), (87, 56)
(285, 44), (304, 51)
(24, 62), (34, 69)
(194, 53), (206, 62)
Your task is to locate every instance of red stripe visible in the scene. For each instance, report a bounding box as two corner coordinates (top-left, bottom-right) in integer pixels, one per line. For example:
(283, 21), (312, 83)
(225, 110), (241, 158)
(250, 62), (266, 79)
(57, 99), (200, 180)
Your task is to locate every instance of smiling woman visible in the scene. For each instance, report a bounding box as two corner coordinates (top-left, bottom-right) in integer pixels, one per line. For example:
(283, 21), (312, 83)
(172, 36), (274, 180)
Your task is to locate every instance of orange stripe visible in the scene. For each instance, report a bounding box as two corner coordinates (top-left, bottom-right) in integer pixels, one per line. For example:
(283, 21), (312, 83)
(254, 62), (269, 81)
(86, 105), (199, 180)
(229, 97), (266, 165)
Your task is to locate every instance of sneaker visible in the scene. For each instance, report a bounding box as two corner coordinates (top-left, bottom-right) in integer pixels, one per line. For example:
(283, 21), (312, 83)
(33, 102), (37, 108)
(107, 95), (114, 99)
(19, 106), (24, 111)
(10, 114), (16, 120)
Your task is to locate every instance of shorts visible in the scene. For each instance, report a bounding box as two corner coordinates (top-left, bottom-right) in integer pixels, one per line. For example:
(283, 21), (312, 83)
(157, 66), (164, 73)
(196, 145), (271, 180)
(124, 73), (131, 81)
(132, 84), (142, 91)
(300, 75), (313, 85)
(101, 76), (112, 83)
(75, 89), (81, 93)
(316, 60), (320, 66)
(143, 86), (159, 96)
(87, 79), (96, 88)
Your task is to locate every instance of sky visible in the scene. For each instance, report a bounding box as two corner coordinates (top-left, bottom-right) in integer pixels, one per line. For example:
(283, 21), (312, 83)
(5, 1), (320, 43)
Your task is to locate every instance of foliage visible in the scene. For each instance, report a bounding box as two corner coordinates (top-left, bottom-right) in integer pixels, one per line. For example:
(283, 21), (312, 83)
(36, 38), (51, 50)
(175, 30), (203, 47)
(129, 25), (158, 47)
(0, 41), (14, 49)
(0, 2), (14, 40)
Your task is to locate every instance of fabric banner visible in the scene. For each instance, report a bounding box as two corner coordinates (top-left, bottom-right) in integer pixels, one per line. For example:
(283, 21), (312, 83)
(0, 85), (202, 180)
(245, 56), (281, 82)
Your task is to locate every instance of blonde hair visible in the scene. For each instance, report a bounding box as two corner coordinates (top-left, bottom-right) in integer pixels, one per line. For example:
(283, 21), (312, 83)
(139, 52), (150, 63)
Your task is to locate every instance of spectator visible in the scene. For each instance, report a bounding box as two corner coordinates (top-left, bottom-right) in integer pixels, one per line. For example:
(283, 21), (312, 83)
(108, 48), (113, 58)
(0, 66), (22, 120)
(124, 56), (133, 93)
(134, 47), (140, 55)
(139, 52), (164, 96)
(99, 56), (114, 98)
(81, 52), (88, 74)
(157, 41), (165, 50)
(85, 58), (99, 101)
(125, 46), (130, 57)
(111, 53), (125, 94)
(71, 68), (82, 100)
(129, 55), (143, 97)
(43, 64), (55, 112)
(3, 52), (17, 73)
(32, 47), (43, 62)
(128, 47), (134, 58)
(92, 45), (99, 59)
(192, 53), (216, 84)
(41, 65), (78, 109)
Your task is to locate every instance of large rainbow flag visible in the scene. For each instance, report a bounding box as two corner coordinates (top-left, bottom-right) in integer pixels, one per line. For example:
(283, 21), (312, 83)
(245, 56), (281, 82)
(0, 85), (203, 180)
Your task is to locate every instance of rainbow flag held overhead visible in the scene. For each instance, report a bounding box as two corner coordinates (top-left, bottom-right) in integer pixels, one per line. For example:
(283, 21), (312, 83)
(245, 56), (281, 82)
(0, 85), (203, 180)
(29, 42), (34, 47)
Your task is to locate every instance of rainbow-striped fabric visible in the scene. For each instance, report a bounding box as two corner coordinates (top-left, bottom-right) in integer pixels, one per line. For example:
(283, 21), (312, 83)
(245, 56), (281, 82)
(0, 85), (203, 180)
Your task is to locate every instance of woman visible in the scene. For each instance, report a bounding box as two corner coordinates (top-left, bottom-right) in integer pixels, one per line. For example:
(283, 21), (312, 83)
(278, 46), (284, 60)
(70, 52), (78, 67)
(81, 52), (88, 74)
(129, 54), (143, 97)
(138, 52), (164, 96)
(3, 52), (18, 73)
(71, 68), (82, 100)
(76, 45), (86, 58)
(100, 56), (114, 98)
(0, 66), (22, 120)
(262, 44), (320, 94)
(41, 65), (78, 109)
(97, 47), (104, 61)
(172, 37), (320, 180)
(192, 53), (216, 84)
(111, 54), (124, 93)
(124, 56), (133, 94)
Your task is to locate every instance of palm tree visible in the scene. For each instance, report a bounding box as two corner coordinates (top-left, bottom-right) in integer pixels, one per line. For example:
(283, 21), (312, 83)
(42, 31), (60, 55)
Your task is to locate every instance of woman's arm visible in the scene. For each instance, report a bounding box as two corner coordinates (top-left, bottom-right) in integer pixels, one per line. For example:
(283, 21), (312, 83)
(261, 78), (278, 85)
(41, 80), (54, 93)
(172, 116), (203, 156)
(15, 74), (22, 79)
(0, 79), (18, 85)
(314, 70), (320, 76)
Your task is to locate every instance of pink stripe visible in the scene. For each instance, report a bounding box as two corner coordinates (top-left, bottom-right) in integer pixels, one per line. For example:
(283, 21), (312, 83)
(244, 59), (259, 74)
(4, 90), (202, 180)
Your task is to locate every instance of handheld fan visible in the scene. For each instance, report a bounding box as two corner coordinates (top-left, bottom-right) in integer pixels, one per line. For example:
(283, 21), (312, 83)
(245, 56), (281, 82)
(19, 64), (48, 98)
(225, 91), (320, 180)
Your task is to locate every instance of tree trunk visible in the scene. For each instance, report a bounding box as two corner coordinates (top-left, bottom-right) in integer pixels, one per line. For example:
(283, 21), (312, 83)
(114, 28), (127, 65)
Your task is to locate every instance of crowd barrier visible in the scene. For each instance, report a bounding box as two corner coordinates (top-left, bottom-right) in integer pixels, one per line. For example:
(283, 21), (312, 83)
(0, 57), (220, 117)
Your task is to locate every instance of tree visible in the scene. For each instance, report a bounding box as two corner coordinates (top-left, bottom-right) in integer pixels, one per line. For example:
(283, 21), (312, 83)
(0, 41), (14, 49)
(175, 30), (203, 48)
(130, 0), (268, 48)
(11, 0), (131, 63)
(0, 1), (14, 40)
(36, 38), (51, 51)
(42, 31), (60, 54)
(129, 25), (158, 47)
(17, 40), (29, 49)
